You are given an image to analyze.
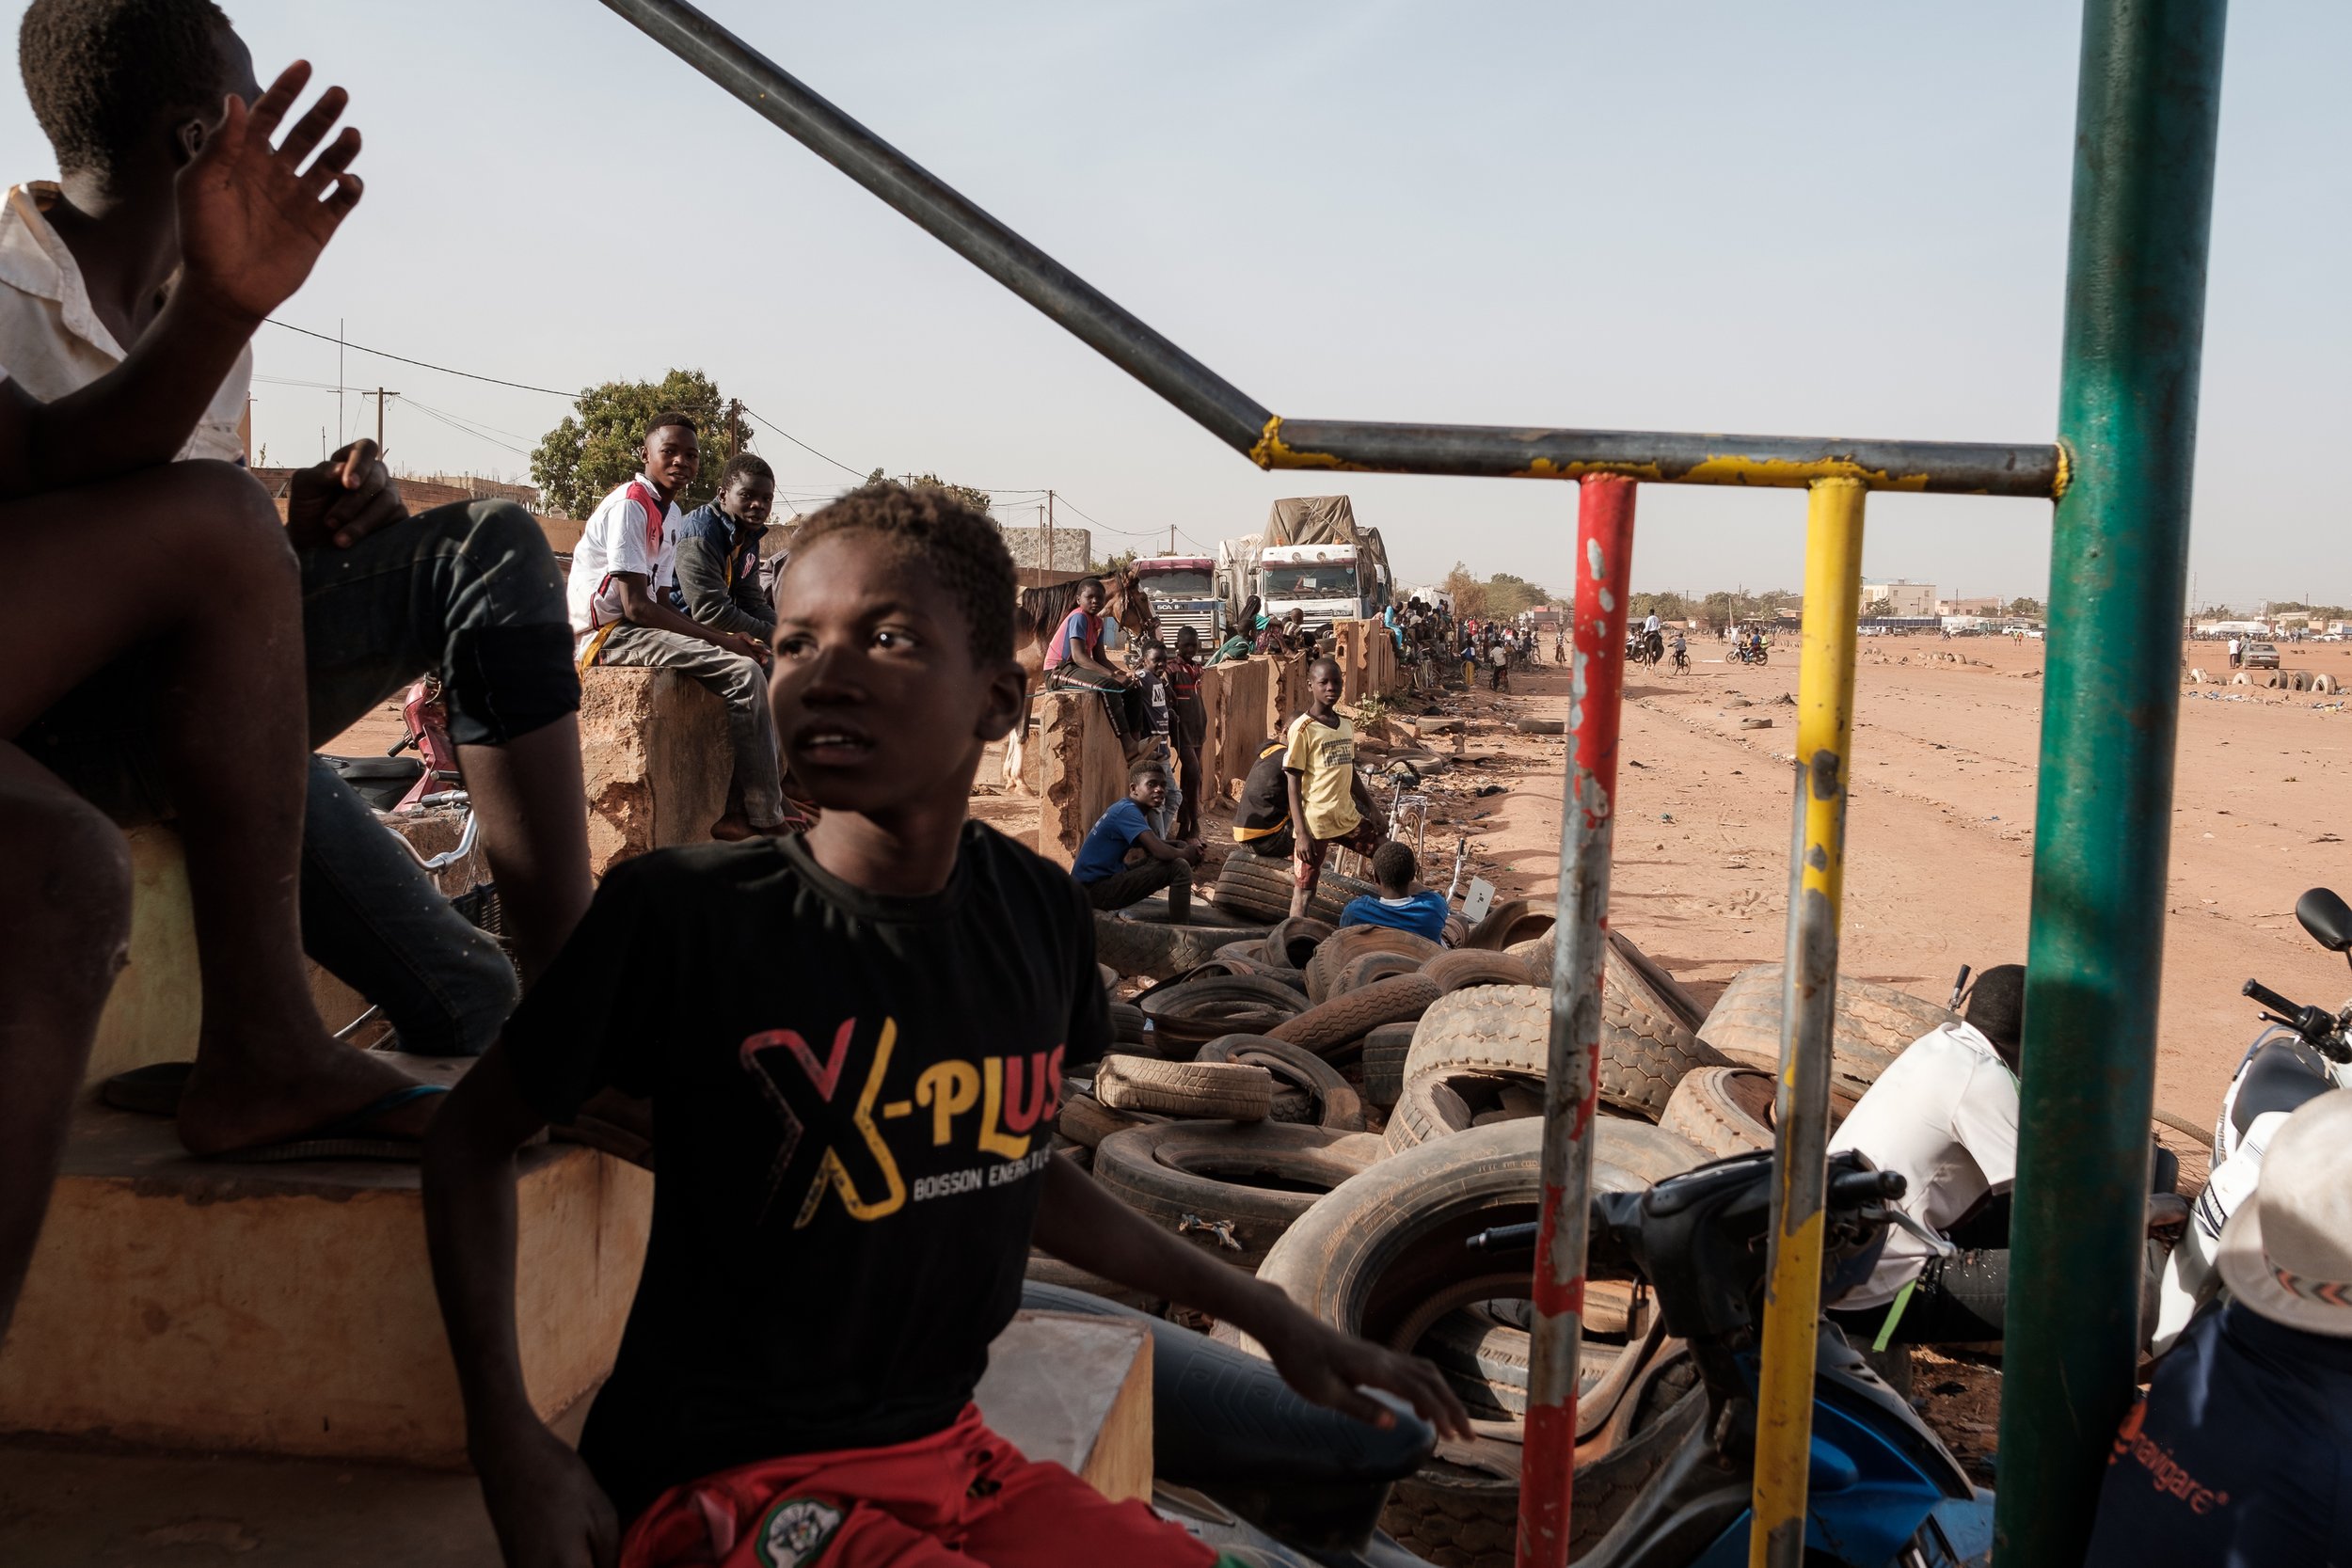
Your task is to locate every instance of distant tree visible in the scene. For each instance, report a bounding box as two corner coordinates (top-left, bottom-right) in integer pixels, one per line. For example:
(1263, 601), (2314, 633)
(1094, 547), (1137, 578)
(1443, 562), (1487, 620)
(1484, 572), (1552, 619)
(1630, 591), (1690, 623)
(2007, 596), (2044, 618)
(1865, 596), (1894, 618)
(532, 369), (740, 520)
(864, 468), (993, 515)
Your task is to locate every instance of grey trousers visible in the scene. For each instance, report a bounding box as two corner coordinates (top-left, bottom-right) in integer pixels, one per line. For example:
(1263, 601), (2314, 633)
(592, 625), (785, 828)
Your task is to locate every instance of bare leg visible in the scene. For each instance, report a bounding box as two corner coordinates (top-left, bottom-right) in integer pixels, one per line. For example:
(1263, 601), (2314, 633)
(0, 464), (432, 1155)
(0, 747), (132, 1345)
(455, 717), (592, 983)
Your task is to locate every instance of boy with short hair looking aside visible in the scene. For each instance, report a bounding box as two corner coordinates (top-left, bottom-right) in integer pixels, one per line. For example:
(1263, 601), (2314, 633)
(425, 484), (1465, 1568)
(570, 416), (785, 840)
(1283, 657), (1385, 919)
(1337, 840), (1450, 943)
(1073, 759), (1200, 915)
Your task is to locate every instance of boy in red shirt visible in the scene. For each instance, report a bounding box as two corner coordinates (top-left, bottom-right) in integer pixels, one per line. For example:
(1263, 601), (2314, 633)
(424, 485), (1464, 1568)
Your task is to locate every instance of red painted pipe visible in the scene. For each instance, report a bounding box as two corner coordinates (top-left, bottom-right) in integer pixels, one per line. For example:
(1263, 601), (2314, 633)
(1517, 474), (1638, 1568)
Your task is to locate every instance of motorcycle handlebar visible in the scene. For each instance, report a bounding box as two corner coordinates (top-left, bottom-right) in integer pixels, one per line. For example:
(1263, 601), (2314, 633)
(1829, 1167), (1907, 1207)
(2244, 978), (2304, 1019)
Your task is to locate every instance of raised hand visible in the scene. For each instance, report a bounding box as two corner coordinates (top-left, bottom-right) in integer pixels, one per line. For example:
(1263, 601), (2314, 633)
(174, 60), (364, 326)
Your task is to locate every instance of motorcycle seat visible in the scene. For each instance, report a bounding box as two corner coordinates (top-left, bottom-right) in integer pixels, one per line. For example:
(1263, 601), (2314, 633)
(321, 753), (424, 784)
(1019, 1281), (1432, 1487)
(2231, 1036), (2334, 1140)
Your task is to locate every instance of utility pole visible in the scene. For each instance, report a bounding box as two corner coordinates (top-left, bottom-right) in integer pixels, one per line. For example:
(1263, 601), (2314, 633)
(1168, 523), (1177, 555)
(1044, 489), (1056, 576)
(362, 387), (400, 450)
(726, 398), (742, 460)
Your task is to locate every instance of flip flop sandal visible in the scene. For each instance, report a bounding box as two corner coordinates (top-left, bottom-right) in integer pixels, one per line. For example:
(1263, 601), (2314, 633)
(224, 1083), (451, 1164)
(103, 1061), (194, 1117)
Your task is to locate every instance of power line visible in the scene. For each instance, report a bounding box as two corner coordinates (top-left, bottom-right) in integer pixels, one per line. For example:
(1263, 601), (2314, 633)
(264, 318), (577, 396)
(733, 404), (869, 480)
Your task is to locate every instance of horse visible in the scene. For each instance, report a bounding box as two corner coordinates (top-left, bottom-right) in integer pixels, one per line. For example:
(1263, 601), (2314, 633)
(1002, 567), (1157, 792)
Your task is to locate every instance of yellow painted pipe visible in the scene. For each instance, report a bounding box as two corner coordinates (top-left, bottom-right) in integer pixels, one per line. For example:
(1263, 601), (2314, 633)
(1750, 477), (1867, 1567)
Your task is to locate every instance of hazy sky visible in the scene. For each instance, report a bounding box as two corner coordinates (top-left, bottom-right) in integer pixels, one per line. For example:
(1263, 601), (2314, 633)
(6, 2), (2343, 607)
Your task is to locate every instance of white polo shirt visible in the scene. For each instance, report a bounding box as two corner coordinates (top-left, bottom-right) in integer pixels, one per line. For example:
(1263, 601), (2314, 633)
(566, 473), (682, 649)
(0, 182), (249, 464)
(1826, 1020), (2020, 1308)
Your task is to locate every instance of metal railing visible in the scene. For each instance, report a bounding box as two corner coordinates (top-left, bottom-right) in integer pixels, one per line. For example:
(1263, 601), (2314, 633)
(597, 1), (2227, 1562)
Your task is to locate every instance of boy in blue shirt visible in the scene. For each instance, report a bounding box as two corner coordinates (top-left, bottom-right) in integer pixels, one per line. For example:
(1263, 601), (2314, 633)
(1338, 841), (1451, 942)
(1072, 760), (1202, 913)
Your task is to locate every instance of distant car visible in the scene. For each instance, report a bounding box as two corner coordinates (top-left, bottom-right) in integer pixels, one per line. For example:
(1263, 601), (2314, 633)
(2243, 641), (2281, 670)
(2027, 628), (2044, 640)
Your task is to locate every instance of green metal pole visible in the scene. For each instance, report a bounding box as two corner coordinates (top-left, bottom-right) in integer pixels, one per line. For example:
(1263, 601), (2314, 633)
(1995, 3), (2226, 1564)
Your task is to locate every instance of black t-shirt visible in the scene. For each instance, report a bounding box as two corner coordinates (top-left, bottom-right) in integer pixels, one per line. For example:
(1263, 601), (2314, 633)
(502, 826), (1109, 1521)
(1231, 738), (1290, 846)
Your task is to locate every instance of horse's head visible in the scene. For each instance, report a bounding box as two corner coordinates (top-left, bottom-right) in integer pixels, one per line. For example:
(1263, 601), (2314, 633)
(1107, 568), (1157, 642)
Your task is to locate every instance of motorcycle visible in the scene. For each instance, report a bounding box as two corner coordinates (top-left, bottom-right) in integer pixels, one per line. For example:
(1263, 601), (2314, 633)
(1625, 628), (1664, 669)
(1470, 1151), (1993, 1566)
(1727, 641), (1769, 667)
(2153, 886), (2352, 1352)
(1023, 1280), (1439, 1567)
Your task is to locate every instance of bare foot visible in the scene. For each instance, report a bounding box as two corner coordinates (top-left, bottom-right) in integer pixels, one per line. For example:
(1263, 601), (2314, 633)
(175, 1038), (441, 1157)
(709, 813), (758, 842)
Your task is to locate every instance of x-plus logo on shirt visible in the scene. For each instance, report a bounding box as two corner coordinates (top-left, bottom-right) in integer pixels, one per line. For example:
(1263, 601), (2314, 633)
(739, 1018), (908, 1228)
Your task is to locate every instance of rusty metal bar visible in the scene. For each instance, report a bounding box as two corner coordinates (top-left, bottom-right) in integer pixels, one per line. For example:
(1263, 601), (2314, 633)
(1518, 475), (1639, 1568)
(1750, 477), (1867, 1566)
(596, 0), (2063, 499)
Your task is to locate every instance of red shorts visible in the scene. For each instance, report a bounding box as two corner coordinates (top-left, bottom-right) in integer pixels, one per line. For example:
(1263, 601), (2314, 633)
(618, 1405), (1216, 1568)
(1292, 817), (1385, 888)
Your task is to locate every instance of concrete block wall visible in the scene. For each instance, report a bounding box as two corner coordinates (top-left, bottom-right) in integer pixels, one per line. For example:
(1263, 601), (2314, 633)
(998, 525), (1093, 574)
(579, 667), (733, 876)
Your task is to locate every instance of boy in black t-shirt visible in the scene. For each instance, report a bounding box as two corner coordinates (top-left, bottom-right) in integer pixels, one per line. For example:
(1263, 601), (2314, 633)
(423, 483), (1466, 1568)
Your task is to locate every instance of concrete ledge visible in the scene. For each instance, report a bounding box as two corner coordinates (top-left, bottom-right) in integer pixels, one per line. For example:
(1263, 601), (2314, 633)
(1038, 690), (1125, 868)
(580, 666), (731, 875)
(975, 1310), (1153, 1503)
(0, 1101), (650, 1465)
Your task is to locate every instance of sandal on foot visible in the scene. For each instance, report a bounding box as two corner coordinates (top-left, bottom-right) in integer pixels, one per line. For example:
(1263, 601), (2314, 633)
(219, 1083), (451, 1164)
(103, 1061), (195, 1117)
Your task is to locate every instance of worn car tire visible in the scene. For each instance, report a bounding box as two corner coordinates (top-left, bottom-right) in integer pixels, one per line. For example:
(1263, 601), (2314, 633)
(1306, 927), (1444, 1003)
(1405, 983), (1724, 1124)
(1264, 915), (1335, 970)
(1106, 1001), (1149, 1049)
(1507, 930), (1710, 1037)
(1659, 1065), (1779, 1157)
(1057, 1087), (1162, 1149)
(1139, 974), (1308, 1051)
(1271, 974), (1444, 1056)
(1197, 1034), (1366, 1132)
(1422, 949), (1535, 993)
(1214, 854), (1375, 926)
(1463, 896), (1553, 951)
(1332, 946), (1428, 996)
(1093, 1053), (1276, 1120)
(1362, 1022), (1416, 1110)
(1092, 1120), (1384, 1269)
(1699, 963), (1959, 1099)
(1095, 908), (1273, 983)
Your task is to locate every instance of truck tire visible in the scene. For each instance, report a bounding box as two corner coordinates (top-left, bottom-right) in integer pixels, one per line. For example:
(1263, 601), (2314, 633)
(1094, 909), (1272, 983)
(1093, 1054), (1276, 1120)
(1699, 963), (1958, 1098)
(1092, 1120), (1383, 1269)
(1214, 855), (1375, 925)
(1138, 974), (1306, 1051)
(1331, 946), (1427, 996)
(1263, 915), (1335, 970)
(1422, 949), (1536, 993)
(1196, 1034), (1366, 1132)
(1506, 929), (1709, 1036)
(1057, 1087), (1162, 1149)
(1404, 983), (1724, 1124)
(1464, 896), (1553, 951)
(1361, 1022), (1416, 1110)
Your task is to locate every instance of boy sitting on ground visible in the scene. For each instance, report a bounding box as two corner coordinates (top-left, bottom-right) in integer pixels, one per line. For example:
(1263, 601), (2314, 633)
(1073, 760), (1201, 915)
(423, 483), (1465, 1568)
(1284, 657), (1386, 918)
(1338, 841), (1449, 943)
(570, 415), (786, 841)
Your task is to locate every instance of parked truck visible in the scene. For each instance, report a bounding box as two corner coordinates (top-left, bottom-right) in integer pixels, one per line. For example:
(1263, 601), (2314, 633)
(1132, 554), (1226, 646)
(1218, 496), (1393, 637)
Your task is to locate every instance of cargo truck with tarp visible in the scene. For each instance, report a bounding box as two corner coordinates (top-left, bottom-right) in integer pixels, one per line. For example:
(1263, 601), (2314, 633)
(1224, 496), (1391, 636)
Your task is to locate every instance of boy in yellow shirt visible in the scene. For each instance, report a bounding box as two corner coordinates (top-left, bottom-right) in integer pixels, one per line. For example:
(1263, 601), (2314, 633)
(1283, 657), (1386, 917)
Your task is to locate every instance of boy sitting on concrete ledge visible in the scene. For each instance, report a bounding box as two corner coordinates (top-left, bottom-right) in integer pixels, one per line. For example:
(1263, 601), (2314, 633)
(569, 414), (785, 841)
(1073, 759), (1201, 915)
(425, 483), (1466, 1568)
(1337, 841), (1449, 943)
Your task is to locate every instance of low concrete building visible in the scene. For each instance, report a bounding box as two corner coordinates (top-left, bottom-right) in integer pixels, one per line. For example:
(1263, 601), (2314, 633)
(1862, 579), (1938, 618)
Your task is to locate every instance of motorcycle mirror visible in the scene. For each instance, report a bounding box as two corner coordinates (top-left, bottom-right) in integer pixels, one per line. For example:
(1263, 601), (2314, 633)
(2296, 888), (2352, 954)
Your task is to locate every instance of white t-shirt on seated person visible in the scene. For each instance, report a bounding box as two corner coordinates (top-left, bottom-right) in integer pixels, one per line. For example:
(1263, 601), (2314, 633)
(0, 182), (249, 464)
(565, 473), (682, 652)
(1825, 1020), (2019, 1309)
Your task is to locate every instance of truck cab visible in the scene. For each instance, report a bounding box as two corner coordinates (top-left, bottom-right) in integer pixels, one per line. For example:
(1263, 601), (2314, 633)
(1260, 543), (1377, 635)
(1134, 555), (1225, 647)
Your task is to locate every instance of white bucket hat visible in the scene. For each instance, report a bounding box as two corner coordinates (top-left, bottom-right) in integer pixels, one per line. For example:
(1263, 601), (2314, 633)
(2217, 1088), (2352, 1337)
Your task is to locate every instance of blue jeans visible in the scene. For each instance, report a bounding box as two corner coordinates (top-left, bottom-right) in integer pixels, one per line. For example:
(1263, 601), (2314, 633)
(24, 498), (578, 1056)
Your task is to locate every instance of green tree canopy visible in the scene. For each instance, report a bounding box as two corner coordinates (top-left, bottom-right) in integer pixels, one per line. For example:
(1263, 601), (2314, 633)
(864, 469), (993, 515)
(2007, 596), (2045, 618)
(532, 370), (742, 520)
